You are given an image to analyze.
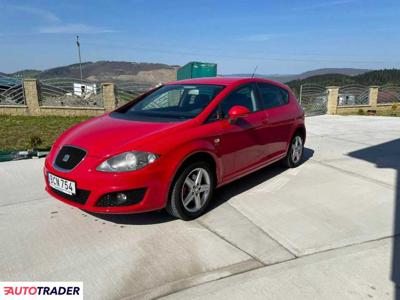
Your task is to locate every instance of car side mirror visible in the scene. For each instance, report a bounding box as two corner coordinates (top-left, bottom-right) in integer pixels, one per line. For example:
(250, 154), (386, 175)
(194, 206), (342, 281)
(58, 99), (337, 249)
(228, 105), (251, 123)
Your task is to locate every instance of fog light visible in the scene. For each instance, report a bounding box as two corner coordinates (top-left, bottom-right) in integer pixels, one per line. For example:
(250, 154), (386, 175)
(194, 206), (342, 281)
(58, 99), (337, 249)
(96, 188), (147, 207)
(116, 193), (128, 204)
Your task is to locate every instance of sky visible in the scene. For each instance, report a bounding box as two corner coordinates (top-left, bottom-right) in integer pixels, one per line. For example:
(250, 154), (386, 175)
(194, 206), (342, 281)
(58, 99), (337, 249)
(0, 0), (399, 74)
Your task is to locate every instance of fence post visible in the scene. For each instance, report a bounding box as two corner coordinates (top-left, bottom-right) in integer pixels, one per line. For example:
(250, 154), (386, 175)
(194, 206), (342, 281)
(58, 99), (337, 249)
(299, 84), (303, 104)
(326, 86), (339, 115)
(102, 83), (116, 112)
(369, 86), (379, 109)
(23, 79), (40, 115)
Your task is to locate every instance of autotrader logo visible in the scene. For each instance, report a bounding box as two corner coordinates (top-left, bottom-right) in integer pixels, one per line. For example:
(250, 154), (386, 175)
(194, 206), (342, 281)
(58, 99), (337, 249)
(0, 282), (83, 299)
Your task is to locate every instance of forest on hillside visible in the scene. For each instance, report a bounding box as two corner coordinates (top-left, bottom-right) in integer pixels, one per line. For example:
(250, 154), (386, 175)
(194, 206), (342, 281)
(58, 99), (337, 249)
(287, 69), (400, 94)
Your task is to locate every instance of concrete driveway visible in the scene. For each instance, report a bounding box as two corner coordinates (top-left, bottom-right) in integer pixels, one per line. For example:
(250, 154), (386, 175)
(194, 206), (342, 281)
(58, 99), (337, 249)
(0, 115), (399, 299)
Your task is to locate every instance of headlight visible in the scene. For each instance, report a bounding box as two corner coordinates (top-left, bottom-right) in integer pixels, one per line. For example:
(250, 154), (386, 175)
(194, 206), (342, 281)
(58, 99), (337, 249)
(97, 151), (159, 172)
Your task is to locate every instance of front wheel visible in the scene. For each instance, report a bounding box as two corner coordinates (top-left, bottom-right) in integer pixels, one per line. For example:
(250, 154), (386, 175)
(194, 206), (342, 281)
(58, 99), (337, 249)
(283, 134), (304, 168)
(166, 162), (215, 220)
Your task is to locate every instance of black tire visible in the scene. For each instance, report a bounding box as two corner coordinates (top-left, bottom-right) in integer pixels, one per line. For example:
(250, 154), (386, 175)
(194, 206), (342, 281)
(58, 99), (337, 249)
(283, 134), (304, 168)
(166, 161), (215, 220)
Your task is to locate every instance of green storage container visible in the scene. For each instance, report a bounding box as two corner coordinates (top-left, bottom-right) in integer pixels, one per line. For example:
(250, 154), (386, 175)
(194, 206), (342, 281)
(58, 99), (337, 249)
(177, 62), (217, 80)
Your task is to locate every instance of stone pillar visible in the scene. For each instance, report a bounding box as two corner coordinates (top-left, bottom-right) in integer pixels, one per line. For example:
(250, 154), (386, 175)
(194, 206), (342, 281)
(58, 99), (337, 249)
(326, 86), (339, 115)
(23, 79), (40, 115)
(369, 86), (379, 109)
(102, 83), (116, 112)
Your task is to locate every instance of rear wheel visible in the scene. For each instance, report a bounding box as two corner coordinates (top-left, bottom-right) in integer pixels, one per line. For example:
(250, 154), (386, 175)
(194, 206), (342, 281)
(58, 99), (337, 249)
(166, 162), (215, 220)
(283, 134), (304, 168)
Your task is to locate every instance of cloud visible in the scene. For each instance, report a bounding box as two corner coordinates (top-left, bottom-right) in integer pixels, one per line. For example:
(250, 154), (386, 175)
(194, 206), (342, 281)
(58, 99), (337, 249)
(237, 34), (278, 42)
(7, 5), (60, 22)
(38, 24), (116, 34)
(5, 4), (116, 35)
(293, 0), (359, 10)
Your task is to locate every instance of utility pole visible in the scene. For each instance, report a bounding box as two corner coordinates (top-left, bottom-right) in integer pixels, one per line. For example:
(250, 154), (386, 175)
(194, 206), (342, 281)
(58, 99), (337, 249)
(76, 35), (83, 84)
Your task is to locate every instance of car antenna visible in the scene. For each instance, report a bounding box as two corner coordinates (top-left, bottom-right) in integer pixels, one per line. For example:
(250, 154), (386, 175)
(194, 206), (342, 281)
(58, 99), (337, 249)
(251, 66), (258, 78)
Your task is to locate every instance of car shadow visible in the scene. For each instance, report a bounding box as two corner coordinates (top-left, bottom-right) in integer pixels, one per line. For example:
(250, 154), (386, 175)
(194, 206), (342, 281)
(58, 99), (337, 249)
(89, 147), (314, 226)
(87, 209), (175, 226)
(348, 138), (400, 299)
(209, 147), (314, 212)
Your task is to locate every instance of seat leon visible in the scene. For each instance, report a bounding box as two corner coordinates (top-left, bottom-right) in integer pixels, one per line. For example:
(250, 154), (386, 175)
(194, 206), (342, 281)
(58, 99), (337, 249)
(44, 77), (306, 220)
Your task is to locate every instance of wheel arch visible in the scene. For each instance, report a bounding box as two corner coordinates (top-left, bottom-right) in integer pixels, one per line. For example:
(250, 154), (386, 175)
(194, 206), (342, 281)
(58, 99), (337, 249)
(285, 125), (306, 155)
(167, 151), (219, 202)
(293, 125), (306, 143)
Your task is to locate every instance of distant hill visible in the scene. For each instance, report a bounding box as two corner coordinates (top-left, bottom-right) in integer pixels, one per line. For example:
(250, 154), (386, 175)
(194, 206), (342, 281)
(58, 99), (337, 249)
(4, 64), (398, 88)
(39, 61), (178, 83)
(287, 69), (400, 94)
(2, 61), (179, 84)
(225, 68), (371, 83)
(9, 69), (42, 78)
(295, 68), (370, 79)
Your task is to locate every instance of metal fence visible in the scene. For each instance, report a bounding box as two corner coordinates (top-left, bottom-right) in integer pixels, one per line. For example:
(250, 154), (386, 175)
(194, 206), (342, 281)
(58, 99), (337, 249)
(115, 82), (153, 107)
(5, 76), (399, 116)
(338, 84), (369, 106)
(378, 84), (400, 104)
(299, 84), (327, 116)
(0, 75), (25, 105)
(38, 78), (103, 107)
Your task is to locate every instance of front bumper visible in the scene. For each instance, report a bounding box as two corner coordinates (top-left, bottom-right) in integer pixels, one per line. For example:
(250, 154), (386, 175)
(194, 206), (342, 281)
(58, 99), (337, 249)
(44, 155), (170, 214)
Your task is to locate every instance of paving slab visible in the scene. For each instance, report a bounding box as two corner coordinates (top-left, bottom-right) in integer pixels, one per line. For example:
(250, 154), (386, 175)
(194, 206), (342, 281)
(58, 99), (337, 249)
(0, 159), (262, 299)
(0, 197), (261, 299)
(198, 203), (295, 265)
(0, 158), (47, 206)
(161, 238), (395, 300)
(228, 158), (395, 256)
(305, 115), (400, 138)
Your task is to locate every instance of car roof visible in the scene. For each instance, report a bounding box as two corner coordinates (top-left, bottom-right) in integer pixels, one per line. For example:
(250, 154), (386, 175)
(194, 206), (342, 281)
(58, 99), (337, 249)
(166, 77), (288, 88)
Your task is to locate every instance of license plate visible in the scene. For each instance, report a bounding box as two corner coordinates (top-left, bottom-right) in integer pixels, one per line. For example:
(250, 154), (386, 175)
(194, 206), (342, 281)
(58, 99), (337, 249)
(48, 173), (76, 195)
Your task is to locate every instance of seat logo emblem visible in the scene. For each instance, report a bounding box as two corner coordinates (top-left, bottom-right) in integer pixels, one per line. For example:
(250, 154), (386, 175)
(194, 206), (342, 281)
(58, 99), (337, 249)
(62, 154), (70, 162)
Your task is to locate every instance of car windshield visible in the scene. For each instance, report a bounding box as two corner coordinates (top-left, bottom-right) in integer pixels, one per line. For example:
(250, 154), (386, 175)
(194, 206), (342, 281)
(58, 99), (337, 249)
(117, 84), (224, 121)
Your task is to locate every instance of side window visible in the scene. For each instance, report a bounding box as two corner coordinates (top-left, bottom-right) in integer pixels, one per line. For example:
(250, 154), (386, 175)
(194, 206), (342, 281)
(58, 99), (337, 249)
(281, 88), (289, 104)
(205, 106), (222, 123)
(257, 83), (289, 109)
(220, 84), (260, 118)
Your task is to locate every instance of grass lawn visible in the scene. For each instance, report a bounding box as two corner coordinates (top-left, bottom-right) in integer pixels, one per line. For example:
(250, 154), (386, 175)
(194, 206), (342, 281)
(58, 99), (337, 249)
(0, 115), (92, 152)
(338, 111), (400, 117)
(338, 105), (400, 117)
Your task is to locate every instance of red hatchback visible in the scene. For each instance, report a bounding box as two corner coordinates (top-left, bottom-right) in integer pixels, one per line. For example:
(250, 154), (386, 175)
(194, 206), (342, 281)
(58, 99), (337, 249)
(44, 77), (305, 220)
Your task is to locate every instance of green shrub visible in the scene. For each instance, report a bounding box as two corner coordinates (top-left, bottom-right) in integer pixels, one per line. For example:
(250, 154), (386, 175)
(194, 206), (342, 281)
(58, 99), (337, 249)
(30, 135), (43, 149)
(357, 109), (365, 115)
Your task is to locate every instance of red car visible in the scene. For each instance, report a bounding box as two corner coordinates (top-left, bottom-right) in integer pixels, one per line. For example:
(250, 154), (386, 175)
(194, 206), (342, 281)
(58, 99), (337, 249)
(44, 77), (305, 220)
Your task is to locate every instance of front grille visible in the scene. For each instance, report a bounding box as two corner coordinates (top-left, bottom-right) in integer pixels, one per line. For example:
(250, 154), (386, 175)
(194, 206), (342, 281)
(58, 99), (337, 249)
(54, 146), (86, 171)
(51, 187), (90, 205)
(96, 188), (147, 207)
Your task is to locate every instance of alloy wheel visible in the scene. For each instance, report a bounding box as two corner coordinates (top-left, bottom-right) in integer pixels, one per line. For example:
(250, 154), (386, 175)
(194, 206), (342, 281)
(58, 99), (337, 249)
(181, 167), (211, 213)
(291, 136), (303, 164)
